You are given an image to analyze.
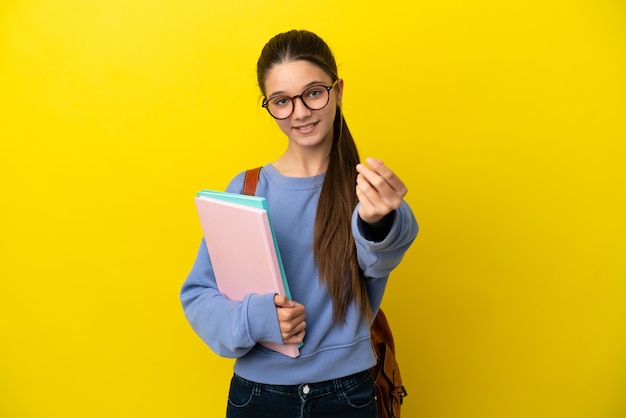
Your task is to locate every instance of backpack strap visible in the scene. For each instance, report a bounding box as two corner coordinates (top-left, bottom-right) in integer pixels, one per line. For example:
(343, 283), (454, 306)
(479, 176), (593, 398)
(242, 167), (262, 196)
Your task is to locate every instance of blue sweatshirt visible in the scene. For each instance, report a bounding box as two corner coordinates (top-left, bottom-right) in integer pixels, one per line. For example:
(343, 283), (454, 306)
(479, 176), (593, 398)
(180, 164), (418, 385)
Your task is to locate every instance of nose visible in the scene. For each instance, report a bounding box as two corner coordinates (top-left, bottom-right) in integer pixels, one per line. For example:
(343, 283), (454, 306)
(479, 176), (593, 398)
(292, 96), (312, 119)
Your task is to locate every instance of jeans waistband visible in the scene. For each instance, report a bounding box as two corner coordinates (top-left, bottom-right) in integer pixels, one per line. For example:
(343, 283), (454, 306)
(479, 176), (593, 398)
(235, 369), (371, 398)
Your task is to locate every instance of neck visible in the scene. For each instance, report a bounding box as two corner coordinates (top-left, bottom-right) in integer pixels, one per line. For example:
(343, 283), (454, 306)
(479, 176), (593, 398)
(273, 146), (330, 177)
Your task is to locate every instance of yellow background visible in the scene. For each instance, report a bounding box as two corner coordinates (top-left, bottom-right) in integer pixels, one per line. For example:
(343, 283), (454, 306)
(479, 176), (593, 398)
(2, 1), (625, 417)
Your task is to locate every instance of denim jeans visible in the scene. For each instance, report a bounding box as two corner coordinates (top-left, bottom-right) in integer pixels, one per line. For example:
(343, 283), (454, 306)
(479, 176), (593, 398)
(226, 369), (378, 418)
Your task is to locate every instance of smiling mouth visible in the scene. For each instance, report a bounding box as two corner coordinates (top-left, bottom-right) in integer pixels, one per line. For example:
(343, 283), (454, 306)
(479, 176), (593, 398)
(293, 121), (319, 132)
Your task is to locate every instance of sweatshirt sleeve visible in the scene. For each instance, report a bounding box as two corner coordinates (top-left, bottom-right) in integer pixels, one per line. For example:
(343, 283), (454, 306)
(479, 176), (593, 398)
(180, 239), (284, 358)
(352, 200), (419, 279)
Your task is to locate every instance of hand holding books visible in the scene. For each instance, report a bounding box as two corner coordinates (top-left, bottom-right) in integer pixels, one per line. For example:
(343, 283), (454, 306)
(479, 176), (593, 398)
(273, 294), (306, 345)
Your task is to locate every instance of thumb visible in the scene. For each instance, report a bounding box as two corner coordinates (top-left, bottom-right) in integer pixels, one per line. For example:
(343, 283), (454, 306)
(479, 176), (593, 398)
(274, 294), (294, 308)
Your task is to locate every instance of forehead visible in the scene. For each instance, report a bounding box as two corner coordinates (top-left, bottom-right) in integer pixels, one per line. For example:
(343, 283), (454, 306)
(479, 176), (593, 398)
(264, 60), (332, 96)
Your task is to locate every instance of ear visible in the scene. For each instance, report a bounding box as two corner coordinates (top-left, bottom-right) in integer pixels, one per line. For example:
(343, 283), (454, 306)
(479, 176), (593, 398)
(336, 78), (344, 104)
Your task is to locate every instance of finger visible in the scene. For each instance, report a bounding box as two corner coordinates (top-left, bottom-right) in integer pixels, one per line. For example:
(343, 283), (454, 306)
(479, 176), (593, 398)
(285, 318), (306, 337)
(283, 329), (305, 345)
(274, 294), (294, 308)
(279, 319), (304, 336)
(277, 306), (305, 320)
(356, 163), (392, 194)
(276, 301), (305, 323)
(286, 319), (307, 335)
(355, 174), (375, 205)
(359, 158), (407, 194)
(357, 167), (407, 208)
(356, 182), (382, 213)
(279, 315), (306, 341)
(356, 171), (394, 211)
(364, 158), (394, 181)
(356, 186), (385, 224)
(356, 170), (403, 224)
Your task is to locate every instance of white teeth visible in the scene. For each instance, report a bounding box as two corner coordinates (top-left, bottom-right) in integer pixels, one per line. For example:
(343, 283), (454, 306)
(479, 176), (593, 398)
(296, 123), (315, 130)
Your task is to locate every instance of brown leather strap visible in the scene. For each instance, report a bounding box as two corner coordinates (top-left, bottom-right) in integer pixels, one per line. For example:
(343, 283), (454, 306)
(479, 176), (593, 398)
(242, 167), (262, 196)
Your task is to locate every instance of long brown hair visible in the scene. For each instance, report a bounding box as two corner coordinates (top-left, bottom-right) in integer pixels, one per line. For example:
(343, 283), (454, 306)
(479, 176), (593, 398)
(257, 30), (371, 323)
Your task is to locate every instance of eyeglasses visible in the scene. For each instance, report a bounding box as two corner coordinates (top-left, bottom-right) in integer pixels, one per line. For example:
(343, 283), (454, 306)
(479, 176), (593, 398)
(262, 80), (338, 120)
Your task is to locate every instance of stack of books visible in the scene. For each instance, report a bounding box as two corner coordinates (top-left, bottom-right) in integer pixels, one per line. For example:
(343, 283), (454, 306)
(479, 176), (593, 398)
(194, 190), (300, 358)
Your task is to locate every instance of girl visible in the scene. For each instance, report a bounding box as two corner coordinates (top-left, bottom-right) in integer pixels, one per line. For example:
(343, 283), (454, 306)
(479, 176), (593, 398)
(181, 29), (418, 417)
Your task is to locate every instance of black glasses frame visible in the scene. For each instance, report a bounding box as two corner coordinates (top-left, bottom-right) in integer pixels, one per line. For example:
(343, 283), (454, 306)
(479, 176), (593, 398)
(262, 80), (338, 120)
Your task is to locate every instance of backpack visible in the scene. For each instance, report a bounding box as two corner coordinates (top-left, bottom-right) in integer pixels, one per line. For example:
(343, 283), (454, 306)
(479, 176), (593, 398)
(243, 167), (407, 418)
(370, 309), (407, 418)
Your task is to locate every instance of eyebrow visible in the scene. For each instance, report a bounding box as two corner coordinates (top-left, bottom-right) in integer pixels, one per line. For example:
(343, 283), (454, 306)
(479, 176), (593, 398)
(267, 80), (330, 98)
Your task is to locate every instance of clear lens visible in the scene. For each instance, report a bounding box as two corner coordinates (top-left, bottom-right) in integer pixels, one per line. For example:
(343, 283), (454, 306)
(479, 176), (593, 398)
(303, 86), (329, 108)
(267, 97), (293, 119)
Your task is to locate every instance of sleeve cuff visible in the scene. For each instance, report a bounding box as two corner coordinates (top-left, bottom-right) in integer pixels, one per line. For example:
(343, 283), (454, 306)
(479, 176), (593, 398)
(244, 293), (283, 345)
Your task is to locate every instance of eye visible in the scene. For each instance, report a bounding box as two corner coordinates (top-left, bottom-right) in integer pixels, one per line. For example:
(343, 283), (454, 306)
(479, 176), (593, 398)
(271, 96), (291, 107)
(306, 87), (326, 98)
